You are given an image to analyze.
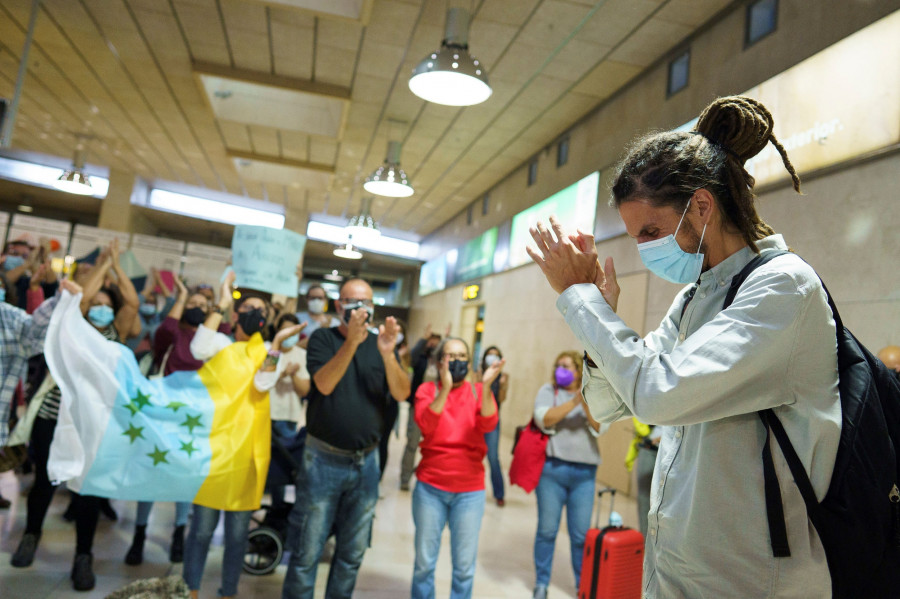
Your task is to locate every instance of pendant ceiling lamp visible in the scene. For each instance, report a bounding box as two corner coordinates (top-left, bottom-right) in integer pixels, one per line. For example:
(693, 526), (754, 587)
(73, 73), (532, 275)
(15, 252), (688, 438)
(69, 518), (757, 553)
(345, 197), (382, 246)
(53, 146), (94, 196)
(333, 242), (362, 260)
(364, 140), (414, 198)
(409, 7), (492, 107)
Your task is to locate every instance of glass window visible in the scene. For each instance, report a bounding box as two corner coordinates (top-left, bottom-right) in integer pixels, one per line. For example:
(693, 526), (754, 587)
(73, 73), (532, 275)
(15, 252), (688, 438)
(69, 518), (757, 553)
(527, 159), (538, 186)
(481, 193), (490, 216)
(557, 137), (569, 168)
(667, 49), (690, 97)
(746, 0), (778, 46)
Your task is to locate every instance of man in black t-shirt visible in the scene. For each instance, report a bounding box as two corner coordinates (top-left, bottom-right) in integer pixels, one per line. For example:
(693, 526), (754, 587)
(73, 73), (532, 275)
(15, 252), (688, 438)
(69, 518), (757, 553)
(282, 278), (410, 599)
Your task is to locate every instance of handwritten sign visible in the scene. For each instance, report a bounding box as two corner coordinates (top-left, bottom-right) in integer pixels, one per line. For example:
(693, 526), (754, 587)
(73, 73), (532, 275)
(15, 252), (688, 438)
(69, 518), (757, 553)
(232, 225), (306, 296)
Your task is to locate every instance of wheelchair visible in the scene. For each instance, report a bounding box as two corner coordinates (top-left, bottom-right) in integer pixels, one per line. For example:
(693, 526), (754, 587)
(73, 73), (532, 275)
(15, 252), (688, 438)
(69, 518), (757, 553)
(243, 428), (305, 575)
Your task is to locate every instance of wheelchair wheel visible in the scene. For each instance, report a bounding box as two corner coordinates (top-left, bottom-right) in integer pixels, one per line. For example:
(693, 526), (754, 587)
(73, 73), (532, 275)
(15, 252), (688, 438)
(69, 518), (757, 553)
(243, 526), (283, 575)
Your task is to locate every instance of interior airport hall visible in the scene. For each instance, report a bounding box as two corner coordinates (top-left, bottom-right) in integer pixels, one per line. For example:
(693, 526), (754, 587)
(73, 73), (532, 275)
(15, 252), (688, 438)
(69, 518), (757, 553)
(0, 0), (898, 598)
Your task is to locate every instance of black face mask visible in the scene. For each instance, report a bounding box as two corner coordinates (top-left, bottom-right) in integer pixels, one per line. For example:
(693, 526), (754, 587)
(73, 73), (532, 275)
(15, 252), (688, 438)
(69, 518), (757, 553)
(237, 308), (266, 336)
(182, 307), (206, 327)
(448, 360), (469, 383)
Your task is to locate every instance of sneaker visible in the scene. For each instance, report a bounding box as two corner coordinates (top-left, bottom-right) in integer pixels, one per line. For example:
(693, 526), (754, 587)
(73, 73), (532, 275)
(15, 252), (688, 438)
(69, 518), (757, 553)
(496, 498), (506, 507)
(71, 553), (95, 591)
(11, 533), (40, 567)
(124, 525), (146, 566)
(533, 584), (548, 599)
(170, 524), (185, 563)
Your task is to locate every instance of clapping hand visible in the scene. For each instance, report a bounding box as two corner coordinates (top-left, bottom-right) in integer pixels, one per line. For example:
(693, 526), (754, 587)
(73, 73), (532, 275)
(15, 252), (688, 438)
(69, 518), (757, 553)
(569, 229), (620, 312)
(526, 216), (599, 294)
(345, 308), (370, 347)
(273, 322), (306, 352)
(377, 316), (401, 355)
(482, 357), (506, 386)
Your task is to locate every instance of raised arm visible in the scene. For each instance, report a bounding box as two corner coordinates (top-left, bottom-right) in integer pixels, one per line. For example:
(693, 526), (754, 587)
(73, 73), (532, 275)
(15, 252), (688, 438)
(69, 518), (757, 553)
(378, 316), (411, 402)
(167, 276), (190, 321)
(200, 271), (234, 332)
(108, 240), (140, 340)
(312, 309), (368, 396)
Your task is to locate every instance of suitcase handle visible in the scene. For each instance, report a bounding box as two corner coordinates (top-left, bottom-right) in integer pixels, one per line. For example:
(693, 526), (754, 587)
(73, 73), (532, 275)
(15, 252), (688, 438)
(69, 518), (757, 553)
(593, 487), (617, 529)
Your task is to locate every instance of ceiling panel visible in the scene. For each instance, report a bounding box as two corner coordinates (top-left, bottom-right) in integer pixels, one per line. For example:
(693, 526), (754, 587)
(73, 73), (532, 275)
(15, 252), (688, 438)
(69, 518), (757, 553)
(0, 0), (731, 241)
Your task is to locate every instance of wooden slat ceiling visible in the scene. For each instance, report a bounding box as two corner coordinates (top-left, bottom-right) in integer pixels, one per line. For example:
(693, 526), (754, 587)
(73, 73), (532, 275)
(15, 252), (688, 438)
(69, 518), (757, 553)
(0, 0), (732, 240)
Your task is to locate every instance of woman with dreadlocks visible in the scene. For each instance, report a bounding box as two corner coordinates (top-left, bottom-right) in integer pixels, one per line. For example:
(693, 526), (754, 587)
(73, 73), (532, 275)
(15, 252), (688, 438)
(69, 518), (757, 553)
(527, 96), (840, 597)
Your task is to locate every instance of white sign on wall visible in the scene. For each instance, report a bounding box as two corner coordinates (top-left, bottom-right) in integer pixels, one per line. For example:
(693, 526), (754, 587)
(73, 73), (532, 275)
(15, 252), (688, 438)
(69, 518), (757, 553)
(7, 214), (71, 258)
(182, 242), (231, 290)
(69, 225), (132, 259)
(129, 234), (186, 275)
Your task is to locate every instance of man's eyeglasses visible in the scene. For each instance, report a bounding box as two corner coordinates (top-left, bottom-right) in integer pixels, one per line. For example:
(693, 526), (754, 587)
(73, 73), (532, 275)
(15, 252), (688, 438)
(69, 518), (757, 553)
(340, 298), (374, 307)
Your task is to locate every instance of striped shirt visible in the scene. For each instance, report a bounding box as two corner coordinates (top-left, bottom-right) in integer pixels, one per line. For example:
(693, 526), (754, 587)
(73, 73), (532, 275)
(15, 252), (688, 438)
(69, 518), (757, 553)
(37, 324), (121, 422)
(0, 295), (58, 446)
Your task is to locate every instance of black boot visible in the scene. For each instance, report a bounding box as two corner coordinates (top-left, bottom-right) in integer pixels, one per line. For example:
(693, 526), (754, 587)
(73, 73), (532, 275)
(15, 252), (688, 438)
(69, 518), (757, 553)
(10, 533), (40, 567)
(169, 524), (185, 563)
(71, 553), (95, 591)
(124, 525), (146, 565)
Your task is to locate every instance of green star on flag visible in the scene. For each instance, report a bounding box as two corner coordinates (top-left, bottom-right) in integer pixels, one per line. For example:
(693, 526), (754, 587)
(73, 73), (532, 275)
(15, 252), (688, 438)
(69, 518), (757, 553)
(180, 440), (198, 457)
(132, 389), (152, 410)
(124, 402), (140, 417)
(166, 401), (187, 413)
(147, 445), (169, 466)
(122, 424), (145, 444)
(181, 413), (203, 434)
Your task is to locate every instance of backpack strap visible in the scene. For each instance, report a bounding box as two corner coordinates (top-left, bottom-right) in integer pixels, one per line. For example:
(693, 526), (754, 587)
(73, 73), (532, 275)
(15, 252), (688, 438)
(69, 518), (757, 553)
(722, 250), (792, 309)
(723, 249), (832, 559)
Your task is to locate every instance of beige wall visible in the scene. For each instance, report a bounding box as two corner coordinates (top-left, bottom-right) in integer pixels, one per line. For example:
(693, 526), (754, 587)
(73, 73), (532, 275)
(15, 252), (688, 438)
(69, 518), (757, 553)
(410, 3), (900, 494)
(420, 0), (900, 261)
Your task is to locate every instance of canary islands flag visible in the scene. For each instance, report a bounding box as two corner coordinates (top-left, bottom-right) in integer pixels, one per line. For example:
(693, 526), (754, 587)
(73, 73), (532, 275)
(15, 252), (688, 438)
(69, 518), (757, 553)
(45, 291), (271, 511)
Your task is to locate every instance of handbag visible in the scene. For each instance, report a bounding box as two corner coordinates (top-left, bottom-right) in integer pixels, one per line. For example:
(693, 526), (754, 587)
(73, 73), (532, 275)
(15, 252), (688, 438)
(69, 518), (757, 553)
(509, 419), (549, 493)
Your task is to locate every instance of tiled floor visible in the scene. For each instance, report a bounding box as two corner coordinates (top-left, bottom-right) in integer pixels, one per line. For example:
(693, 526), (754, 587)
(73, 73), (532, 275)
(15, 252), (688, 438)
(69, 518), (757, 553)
(0, 411), (638, 598)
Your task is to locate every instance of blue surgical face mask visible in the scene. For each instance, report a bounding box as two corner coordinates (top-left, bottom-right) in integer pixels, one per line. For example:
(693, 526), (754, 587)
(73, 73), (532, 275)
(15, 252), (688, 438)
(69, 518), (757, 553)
(88, 304), (115, 328)
(0, 288), (6, 303)
(3, 255), (25, 270)
(281, 333), (300, 350)
(139, 303), (157, 316)
(637, 200), (707, 284)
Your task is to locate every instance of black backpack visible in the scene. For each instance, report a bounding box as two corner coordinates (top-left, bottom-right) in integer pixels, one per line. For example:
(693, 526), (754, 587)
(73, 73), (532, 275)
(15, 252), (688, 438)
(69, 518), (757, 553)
(722, 250), (900, 598)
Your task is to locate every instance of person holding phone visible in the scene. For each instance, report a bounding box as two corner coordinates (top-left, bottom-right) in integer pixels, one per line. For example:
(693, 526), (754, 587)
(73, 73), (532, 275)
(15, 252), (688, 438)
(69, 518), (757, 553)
(282, 278), (410, 599)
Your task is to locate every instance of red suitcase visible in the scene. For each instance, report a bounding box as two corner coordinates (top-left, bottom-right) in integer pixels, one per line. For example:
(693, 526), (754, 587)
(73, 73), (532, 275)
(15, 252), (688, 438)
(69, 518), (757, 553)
(578, 487), (644, 599)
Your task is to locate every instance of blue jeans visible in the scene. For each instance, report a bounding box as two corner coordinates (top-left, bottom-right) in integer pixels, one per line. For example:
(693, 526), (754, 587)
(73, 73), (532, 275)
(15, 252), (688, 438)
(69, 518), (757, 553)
(483, 418), (504, 501)
(182, 505), (253, 596)
(411, 481), (486, 599)
(135, 501), (191, 527)
(282, 437), (380, 599)
(534, 457), (597, 588)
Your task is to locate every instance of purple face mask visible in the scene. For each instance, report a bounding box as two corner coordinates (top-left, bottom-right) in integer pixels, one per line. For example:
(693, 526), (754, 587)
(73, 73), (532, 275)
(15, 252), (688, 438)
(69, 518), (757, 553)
(555, 366), (575, 388)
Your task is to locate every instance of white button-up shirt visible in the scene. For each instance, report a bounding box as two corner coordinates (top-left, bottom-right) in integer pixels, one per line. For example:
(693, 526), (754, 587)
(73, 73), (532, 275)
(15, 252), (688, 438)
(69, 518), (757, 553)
(557, 235), (840, 598)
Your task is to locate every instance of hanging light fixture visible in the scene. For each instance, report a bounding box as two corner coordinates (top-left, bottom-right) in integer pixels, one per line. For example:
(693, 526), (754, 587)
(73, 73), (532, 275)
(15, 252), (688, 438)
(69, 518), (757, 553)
(53, 145), (93, 196)
(364, 140), (414, 198)
(409, 7), (492, 107)
(333, 242), (362, 260)
(345, 197), (382, 245)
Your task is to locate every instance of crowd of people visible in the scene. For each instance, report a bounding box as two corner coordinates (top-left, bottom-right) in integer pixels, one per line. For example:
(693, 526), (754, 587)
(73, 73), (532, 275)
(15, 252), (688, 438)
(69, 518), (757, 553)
(1, 237), (608, 599)
(2, 93), (899, 599)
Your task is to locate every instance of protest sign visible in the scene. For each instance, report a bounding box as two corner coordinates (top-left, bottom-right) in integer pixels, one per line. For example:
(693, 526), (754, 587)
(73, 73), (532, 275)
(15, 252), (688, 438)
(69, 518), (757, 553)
(232, 226), (306, 296)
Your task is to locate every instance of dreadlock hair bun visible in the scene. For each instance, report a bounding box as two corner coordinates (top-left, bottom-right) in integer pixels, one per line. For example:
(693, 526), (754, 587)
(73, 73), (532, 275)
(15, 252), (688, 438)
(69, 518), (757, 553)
(695, 95), (801, 192)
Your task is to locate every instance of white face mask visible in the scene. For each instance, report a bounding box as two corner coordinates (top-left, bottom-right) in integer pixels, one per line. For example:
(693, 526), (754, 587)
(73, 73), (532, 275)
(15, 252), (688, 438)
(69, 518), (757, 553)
(396, 333), (404, 345)
(484, 354), (500, 367)
(307, 298), (326, 314)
